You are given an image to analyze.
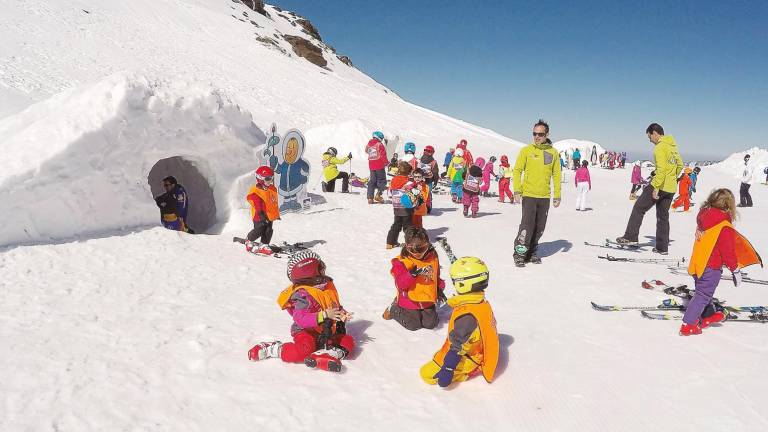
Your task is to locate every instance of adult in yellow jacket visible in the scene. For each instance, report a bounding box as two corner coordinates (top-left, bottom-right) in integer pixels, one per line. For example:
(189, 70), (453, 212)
(321, 147), (352, 193)
(511, 119), (562, 267)
(616, 123), (684, 254)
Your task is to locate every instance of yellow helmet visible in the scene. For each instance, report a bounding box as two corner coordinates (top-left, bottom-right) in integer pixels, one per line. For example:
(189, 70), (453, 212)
(449, 257), (489, 294)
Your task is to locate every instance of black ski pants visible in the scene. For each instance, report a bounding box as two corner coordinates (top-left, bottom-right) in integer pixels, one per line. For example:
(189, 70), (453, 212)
(622, 185), (674, 252)
(388, 302), (438, 331)
(367, 169), (387, 199)
(247, 220), (274, 244)
(324, 172), (349, 193)
(514, 197), (550, 260)
(740, 182), (753, 207)
(630, 184), (642, 195)
(387, 212), (413, 246)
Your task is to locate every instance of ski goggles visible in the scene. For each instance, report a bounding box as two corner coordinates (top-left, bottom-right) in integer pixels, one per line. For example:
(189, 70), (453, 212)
(406, 243), (431, 255)
(263, 176), (274, 182)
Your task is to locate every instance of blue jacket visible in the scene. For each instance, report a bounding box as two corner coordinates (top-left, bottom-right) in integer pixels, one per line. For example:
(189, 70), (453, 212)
(443, 151), (453, 167)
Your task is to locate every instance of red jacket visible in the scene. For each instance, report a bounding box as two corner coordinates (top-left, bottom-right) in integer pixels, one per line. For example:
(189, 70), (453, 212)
(366, 138), (388, 170)
(697, 207), (737, 271)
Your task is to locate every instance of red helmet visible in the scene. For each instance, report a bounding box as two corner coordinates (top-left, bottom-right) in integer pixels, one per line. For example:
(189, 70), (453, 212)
(287, 250), (326, 283)
(424, 145), (435, 154)
(459, 139), (467, 146)
(501, 155), (509, 164)
(255, 166), (274, 184)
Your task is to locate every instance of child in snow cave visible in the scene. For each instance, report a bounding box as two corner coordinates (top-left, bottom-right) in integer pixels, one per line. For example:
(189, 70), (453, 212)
(386, 161), (420, 249)
(247, 251), (355, 372)
(420, 256), (499, 387)
(681, 188), (762, 336)
(461, 159), (483, 218)
(245, 165), (281, 255)
(382, 227), (445, 331)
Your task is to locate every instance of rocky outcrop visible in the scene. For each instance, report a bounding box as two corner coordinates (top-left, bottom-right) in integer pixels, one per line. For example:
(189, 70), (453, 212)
(295, 18), (322, 41)
(282, 35), (327, 67)
(336, 55), (353, 67)
(240, 0), (266, 16)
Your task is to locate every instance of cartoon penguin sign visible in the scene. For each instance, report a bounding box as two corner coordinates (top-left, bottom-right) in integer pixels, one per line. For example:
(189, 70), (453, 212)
(268, 127), (311, 211)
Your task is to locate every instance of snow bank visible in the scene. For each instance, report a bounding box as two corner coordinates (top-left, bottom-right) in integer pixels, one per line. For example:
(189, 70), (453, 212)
(712, 147), (768, 181)
(0, 73), (266, 247)
(553, 139), (606, 161)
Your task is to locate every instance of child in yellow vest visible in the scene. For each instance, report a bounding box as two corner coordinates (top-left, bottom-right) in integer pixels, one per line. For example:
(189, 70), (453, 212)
(382, 227), (444, 330)
(247, 251), (355, 372)
(420, 256), (499, 387)
(682, 188), (762, 335)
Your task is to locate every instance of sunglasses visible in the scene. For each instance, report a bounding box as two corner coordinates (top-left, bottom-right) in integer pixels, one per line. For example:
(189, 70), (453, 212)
(412, 175), (424, 180)
(532, 132), (547, 137)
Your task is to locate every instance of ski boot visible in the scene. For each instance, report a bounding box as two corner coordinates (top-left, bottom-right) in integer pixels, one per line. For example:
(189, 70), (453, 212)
(679, 322), (702, 336)
(463, 208), (469, 218)
(700, 311), (727, 328)
(513, 254), (526, 268)
(374, 193), (384, 204)
(245, 241), (274, 256)
(528, 255), (542, 264)
(651, 248), (669, 256)
(305, 346), (347, 372)
(471, 212), (477, 218)
(248, 341), (283, 361)
(615, 237), (638, 246)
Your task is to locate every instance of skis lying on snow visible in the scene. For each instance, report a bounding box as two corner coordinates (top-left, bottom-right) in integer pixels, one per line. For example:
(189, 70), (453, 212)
(591, 299), (684, 312)
(598, 254), (686, 266)
(666, 266), (768, 285)
(641, 310), (768, 323)
(232, 237), (309, 258)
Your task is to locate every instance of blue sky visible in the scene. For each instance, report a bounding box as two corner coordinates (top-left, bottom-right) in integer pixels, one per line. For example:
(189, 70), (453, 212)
(276, 1), (767, 160)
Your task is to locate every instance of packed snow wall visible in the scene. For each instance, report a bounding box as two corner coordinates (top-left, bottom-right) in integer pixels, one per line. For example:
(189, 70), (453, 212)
(0, 74), (267, 247)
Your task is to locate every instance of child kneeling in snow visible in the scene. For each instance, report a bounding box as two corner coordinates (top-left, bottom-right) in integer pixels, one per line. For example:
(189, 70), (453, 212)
(382, 227), (445, 330)
(247, 251), (355, 372)
(421, 256), (499, 388)
(681, 188), (762, 336)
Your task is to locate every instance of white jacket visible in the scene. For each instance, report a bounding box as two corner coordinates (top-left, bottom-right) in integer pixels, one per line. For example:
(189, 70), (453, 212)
(741, 162), (755, 184)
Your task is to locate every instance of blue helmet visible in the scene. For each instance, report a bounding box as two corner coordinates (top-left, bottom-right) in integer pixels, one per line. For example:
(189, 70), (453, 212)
(404, 142), (416, 154)
(372, 131), (385, 141)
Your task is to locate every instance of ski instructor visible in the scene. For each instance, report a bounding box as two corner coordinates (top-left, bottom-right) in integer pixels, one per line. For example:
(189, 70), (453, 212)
(616, 123), (683, 254)
(512, 119), (562, 267)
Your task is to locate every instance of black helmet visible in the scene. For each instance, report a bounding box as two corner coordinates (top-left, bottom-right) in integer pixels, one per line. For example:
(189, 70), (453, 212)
(327, 147), (338, 156)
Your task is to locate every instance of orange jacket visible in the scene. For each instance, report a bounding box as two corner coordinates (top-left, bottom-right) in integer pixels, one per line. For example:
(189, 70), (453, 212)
(247, 185), (280, 222)
(393, 250), (440, 305)
(277, 281), (341, 334)
(434, 297), (499, 383)
(678, 174), (691, 197)
(688, 219), (762, 277)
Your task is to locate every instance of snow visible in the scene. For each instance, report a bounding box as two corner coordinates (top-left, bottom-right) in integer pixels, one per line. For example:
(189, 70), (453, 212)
(712, 147), (768, 183)
(553, 138), (606, 160)
(2, 1), (768, 431)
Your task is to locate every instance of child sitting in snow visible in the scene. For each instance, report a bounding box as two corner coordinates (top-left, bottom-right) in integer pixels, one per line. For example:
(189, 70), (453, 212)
(681, 188), (762, 336)
(382, 227), (445, 331)
(462, 161), (483, 218)
(247, 251), (355, 372)
(349, 172), (368, 188)
(420, 256), (498, 388)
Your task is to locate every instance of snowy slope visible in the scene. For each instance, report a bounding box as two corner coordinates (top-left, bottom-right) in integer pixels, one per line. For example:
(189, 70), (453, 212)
(713, 147), (768, 182)
(553, 139), (606, 161)
(2, 162), (768, 431)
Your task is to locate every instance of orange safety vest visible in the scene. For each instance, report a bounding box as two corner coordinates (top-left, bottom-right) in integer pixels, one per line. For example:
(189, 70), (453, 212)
(276, 281), (341, 333)
(688, 220), (762, 277)
(413, 183), (429, 216)
(247, 185), (280, 221)
(396, 251), (439, 304)
(434, 299), (499, 383)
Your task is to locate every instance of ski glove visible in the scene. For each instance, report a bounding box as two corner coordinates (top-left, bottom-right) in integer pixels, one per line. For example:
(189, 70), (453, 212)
(348, 152), (353, 159)
(513, 192), (522, 204)
(552, 198), (561, 208)
(434, 350), (461, 388)
(732, 269), (743, 287)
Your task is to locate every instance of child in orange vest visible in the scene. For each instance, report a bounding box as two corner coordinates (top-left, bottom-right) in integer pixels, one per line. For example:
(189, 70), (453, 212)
(409, 168), (429, 228)
(245, 165), (281, 255)
(682, 188), (762, 335)
(247, 251), (355, 372)
(382, 227), (444, 331)
(420, 256), (499, 387)
(387, 161), (417, 249)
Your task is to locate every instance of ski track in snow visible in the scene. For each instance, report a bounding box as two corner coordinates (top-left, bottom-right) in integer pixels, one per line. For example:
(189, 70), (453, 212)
(2, 167), (768, 431)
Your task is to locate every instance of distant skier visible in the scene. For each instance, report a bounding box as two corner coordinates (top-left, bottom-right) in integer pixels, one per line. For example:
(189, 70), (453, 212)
(247, 251), (355, 372)
(321, 147), (352, 193)
(738, 154), (754, 207)
(366, 131), (389, 204)
(462, 159), (483, 218)
(420, 256), (498, 387)
(382, 227), (444, 331)
(616, 123), (683, 255)
(512, 119), (562, 267)
(680, 188), (762, 336)
(447, 148), (466, 203)
(480, 156), (496, 197)
(590, 145), (598, 165)
(497, 155), (514, 203)
(572, 148), (581, 170)
(671, 167), (693, 212)
(154, 176), (192, 233)
(245, 166), (280, 255)
(630, 161), (644, 200)
(574, 160), (591, 211)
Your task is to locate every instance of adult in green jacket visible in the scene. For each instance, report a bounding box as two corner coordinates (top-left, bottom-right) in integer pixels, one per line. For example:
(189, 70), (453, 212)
(511, 119), (562, 267)
(321, 147), (352, 193)
(616, 123), (683, 254)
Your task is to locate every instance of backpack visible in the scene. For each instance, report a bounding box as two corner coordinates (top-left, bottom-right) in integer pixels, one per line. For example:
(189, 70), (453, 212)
(463, 173), (481, 193)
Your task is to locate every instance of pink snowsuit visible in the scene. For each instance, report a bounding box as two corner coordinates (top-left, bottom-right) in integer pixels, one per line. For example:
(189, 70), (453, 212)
(631, 165), (643, 185)
(480, 160), (494, 194)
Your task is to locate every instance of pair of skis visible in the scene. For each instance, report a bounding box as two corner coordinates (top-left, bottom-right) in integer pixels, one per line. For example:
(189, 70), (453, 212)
(598, 254), (686, 266)
(591, 279), (768, 323)
(666, 266), (768, 286)
(584, 238), (651, 251)
(232, 237), (309, 258)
